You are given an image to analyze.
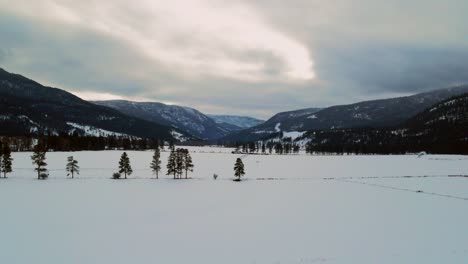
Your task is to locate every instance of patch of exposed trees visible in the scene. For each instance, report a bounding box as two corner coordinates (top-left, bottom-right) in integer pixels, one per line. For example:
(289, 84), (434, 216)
(233, 140), (300, 155)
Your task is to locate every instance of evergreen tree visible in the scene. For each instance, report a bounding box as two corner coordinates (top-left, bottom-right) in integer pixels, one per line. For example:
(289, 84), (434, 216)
(150, 148), (162, 179)
(183, 149), (194, 179)
(118, 152), (133, 179)
(166, 149), (177, 179)
(175, 149), (184, 178)
(159, 140), (165, 150)
(233, 158), (245, 181)
(66, 156), (79, 179)
(169, 141), (175, 152)
(268, 143), (273, 154)
(242, 144), (247, 153)
(1, 143), (13, 178)
(248, 142), (256, 153)
(31, 144), (48, 180)
(0, 140), (3, 176)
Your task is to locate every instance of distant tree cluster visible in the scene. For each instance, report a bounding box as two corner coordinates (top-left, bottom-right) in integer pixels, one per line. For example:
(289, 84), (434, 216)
(0, 135), (167, 152)
(304, 124), (468, 155)
(234, 141), (300, 155)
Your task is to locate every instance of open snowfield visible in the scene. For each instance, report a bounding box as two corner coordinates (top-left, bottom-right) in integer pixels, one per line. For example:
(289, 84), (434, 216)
(1, 147), (468, 264)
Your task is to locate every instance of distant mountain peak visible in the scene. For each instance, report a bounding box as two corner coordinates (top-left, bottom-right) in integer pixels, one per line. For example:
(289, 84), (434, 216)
(94, 100), (228, 140)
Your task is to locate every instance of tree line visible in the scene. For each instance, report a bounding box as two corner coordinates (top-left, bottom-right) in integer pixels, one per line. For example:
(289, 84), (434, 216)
(0, 135), (175, 152)
(4, 142), (248, 182)
(233, 141), (301, 155)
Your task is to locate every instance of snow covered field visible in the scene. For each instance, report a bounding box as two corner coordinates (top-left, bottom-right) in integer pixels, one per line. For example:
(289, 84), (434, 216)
(1, 148), (468, 264)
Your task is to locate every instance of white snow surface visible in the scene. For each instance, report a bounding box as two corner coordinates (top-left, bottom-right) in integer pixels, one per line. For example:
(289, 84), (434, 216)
(1, 149), (468, 264)
(282, 131), (306, 140)
(275, 122), (281, 132)
(67, 122), (131, 137)
(171, 130), (189, 142)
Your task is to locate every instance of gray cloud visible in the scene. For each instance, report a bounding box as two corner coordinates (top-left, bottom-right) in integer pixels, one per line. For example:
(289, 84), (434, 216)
(1, 0), (468, 119)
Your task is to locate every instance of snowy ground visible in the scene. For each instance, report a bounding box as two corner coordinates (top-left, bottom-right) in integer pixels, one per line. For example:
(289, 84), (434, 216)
(1, 148), (468, 264)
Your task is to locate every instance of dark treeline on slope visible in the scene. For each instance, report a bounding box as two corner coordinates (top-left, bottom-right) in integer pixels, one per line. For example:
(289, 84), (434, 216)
(303, 127), (467, 155)
(0, 68), (185, 140)
(231, 140), (301, 155)
(303, 93), (468, 155)
(0, 135), (175, 152)
(230, 93), (468, 155)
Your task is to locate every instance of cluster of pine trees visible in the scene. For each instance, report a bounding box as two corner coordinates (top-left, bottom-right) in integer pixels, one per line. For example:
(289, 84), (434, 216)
(234, 141), (300, 155)
(166, 148), (194, 179)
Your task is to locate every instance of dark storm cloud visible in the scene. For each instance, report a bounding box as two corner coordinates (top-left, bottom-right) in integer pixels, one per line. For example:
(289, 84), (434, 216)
(311, 41), (468, 95)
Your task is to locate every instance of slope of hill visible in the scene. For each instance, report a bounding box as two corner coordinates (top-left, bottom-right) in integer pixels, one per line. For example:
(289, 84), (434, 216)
(300, 93), (468, 154)
(207, 115), (264, 130)
(222, 86), (468, 143)
(93, 100), (229, 140)
(0, 68), (187, 141)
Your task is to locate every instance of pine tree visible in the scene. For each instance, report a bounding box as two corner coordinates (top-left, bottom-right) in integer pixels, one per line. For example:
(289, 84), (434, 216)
(233, 158), (245, 181)
(0, 140), (3, 177)
(66, 156), (79, 179)
(183, 149), (194, 179)
(150, 148), (162, 179)
(175, 149), (184, 179)
(169, 141), (175, 152)
(31, 144), (47, 180)
(159, 140), (165, 150)
(166, 149), (177, 179)
(118, 152), (133, 179)
(1, 143), (13, 178)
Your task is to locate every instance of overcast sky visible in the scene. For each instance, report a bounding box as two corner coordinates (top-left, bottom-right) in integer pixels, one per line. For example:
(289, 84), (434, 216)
(1, 0), (468, 118)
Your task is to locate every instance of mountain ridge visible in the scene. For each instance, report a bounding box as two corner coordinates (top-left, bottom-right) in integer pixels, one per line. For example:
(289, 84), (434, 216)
(93, 100), (264, 140)
(221, 85), (468, 143)
(0, 68), (188, 141)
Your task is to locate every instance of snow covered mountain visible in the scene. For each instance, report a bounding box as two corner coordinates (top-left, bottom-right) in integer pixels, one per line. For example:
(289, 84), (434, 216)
(222, 85), (468, 143)
(207, 115), (264, 130)
(93, 100), (230, 140)
(0, 68), (187, 141)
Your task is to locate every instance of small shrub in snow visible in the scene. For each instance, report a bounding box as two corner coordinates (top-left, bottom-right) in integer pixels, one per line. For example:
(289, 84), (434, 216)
(112, 172), (121, 179)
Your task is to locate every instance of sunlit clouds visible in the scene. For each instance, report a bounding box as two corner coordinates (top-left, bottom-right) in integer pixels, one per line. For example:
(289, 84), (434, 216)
(1, 0), (314, 82)
(1, 0), (468, 118)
